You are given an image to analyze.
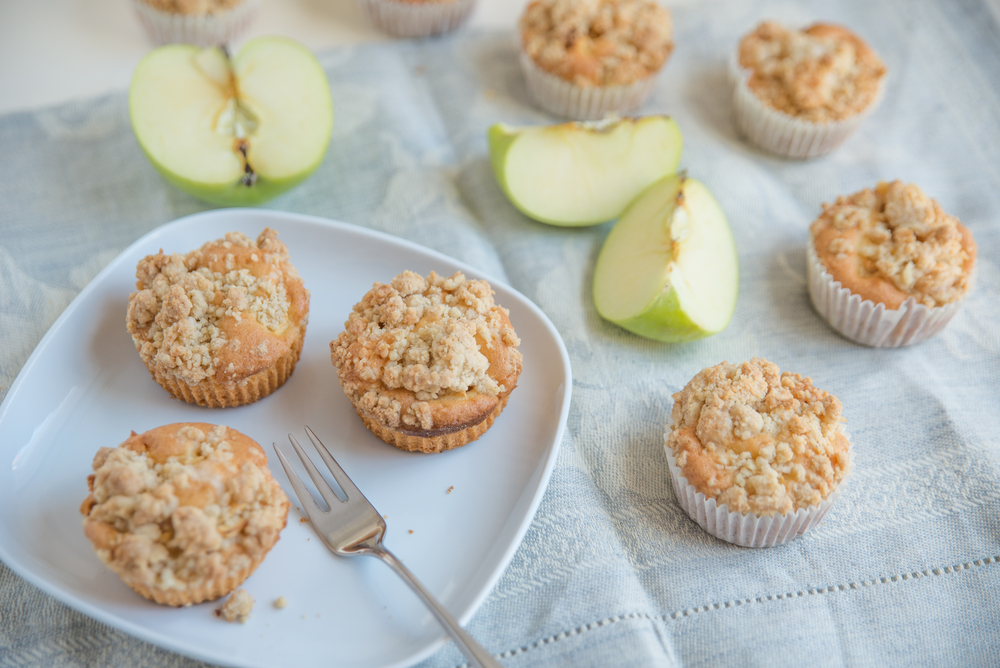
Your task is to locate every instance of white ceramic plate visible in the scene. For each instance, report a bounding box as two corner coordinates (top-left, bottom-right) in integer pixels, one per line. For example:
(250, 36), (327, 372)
(0, 210), (571, 668)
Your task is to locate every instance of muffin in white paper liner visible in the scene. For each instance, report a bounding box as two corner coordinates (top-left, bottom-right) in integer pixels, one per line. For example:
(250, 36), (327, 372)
(729, 51), (883, 159)
(664, 437), (853, 549)
(132, 0), (260, 47)
(807, 238), (964, 347)
(519, 52), (656, 120)
(357, 0), (476, 37)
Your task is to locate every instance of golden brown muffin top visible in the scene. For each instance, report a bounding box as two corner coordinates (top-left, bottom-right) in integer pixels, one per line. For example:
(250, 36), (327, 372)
(738, 21), (886, 122)
(811, 181), (976, 309)
(138, 0), (245, 15)
(80, 424), (289, 595)
(520, 0), (674, 87)
(666, 359), (850, 517)
(331, 270), (522, 434)
(126, 228), (309, 388)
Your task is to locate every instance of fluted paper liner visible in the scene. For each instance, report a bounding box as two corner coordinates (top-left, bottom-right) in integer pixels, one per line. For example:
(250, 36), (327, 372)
(519, 52), (657, 120)
(807, 238), (963, 347)
(357, 0), (476, 37)
(144, 331), (304, 408)
(132, 0), (260, 47)
(664, 433), (853, 548)
(729, 51), (882, 159)
(358, 393), (510, 454)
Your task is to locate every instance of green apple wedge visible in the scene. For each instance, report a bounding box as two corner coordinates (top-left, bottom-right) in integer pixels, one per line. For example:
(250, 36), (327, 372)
(488, 116), (682, 226)
(593, 173), (739, 342)
(129, 37), (333, 206)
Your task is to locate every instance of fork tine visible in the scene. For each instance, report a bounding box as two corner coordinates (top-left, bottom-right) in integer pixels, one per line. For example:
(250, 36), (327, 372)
(272, 443), (326, 519)
(286, 432), (345, 509)
(304, 425), (364, 500)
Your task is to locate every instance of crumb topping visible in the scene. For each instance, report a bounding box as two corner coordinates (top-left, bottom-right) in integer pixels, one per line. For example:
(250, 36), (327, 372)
(520, 0), (674, 87)
(81, 424), (289, 594)
(331, 271), (521, 431)
(666, 359), (850, 516)
(138, 0), (245, 16)
(217, 589), (254, 623)
(126, 229), (306, 387)
(812, 181), (975, 307)
(738, 22), (886, 122)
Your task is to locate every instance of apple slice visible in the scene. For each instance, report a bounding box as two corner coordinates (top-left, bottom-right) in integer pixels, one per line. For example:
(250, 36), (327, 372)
(129, 37), (333, 206)
(593, 174), (739, 342)
(488, 116), (682, 226)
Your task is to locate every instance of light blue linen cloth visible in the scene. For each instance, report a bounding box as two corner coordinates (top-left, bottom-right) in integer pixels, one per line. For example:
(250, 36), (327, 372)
(2, 0), (999, 665)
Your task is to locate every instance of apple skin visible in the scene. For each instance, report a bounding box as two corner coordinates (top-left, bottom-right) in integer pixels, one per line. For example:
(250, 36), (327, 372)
(129, 40), (332, 207)
(592, 174), (739, 343)
(606, 285), (708, 343)
(488, 116), (683, 227)
(135, 149), (317, 207)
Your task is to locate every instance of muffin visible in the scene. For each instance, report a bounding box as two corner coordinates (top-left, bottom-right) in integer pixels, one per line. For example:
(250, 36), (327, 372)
(732, 21), (886, 158)
(665, 358), (852, 548)
(132, 0), (260, 47)
(519, 0), (674, 120)
(357, 0), (476, 37)
(808, 181), (976, 347)
(331, 270), (522, 454)
(80, 423), (290, 606)
(126, 228), (309, 408)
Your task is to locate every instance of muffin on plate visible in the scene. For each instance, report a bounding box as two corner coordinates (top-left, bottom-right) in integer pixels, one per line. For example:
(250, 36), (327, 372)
(126, 228), (309, 408)
(132, 0), (260, 47)
(732, 21), (886, 158)
(519, 0), (674, 120)
(331, 270), (522, 454)
(665, 358), (852, 548)
(808, 180), (976, 347)
(80, 423), (289, 606)
(357, 0), (476, 37)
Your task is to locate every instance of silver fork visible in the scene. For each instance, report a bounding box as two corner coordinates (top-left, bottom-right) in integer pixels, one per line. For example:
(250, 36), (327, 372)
(273, 427), (502, 668)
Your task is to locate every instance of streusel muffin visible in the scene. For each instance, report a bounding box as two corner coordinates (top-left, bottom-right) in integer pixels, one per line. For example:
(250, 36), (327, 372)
(519, 0), (674, 119)
(809, 181), (976, 347)
(665, 358), (852, 548)
(732, 21), (887, 158)
(80, 424), (289, 606)
(132, 0), (260, 47)
(126, 228), (309, 408)
(357, 0), (475, 37)
(331, 270), (522, 454)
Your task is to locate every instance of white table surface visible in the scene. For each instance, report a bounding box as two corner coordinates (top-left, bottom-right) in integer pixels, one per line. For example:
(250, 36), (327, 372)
(0, 0), (540, 116)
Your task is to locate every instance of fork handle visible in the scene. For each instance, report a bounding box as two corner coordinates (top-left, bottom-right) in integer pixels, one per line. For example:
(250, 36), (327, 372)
(372, 547), (503, 668)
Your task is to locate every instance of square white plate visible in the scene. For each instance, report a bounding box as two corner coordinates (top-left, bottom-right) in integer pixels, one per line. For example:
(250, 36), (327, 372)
(0, 210), (571, 668)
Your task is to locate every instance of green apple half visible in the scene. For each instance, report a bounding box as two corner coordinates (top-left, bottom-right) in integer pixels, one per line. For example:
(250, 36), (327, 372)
(129, 37), (333, 206)
(593, 174), (739, 342)
(488, 116), (682, 226)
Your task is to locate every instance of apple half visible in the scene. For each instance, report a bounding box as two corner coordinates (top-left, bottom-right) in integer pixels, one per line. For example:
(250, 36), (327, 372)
(129, 37), (333, 206)
(593, 174), (739, 342)
(488, 116), (682, 226)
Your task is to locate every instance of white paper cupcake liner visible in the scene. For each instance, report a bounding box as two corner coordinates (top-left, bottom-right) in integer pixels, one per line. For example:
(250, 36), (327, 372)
(807, 239), (963, 347)
(729, 51), (882, 159)
(663, 435), (853, 549)
(519, 52), (656, 120)
(358, 0), (476, 37)
(132, 0), (260, 47)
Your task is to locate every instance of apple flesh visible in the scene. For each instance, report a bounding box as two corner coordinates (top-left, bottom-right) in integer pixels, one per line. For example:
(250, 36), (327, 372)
(488, 116), (682, 226)
(129, 38), (333, 206)
(592, 174), (739, 342)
